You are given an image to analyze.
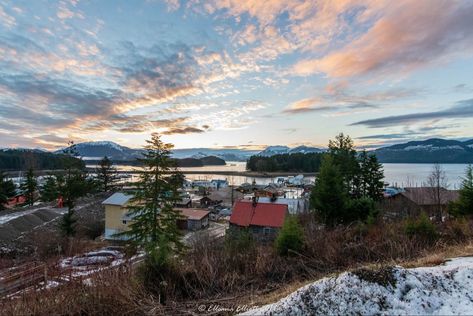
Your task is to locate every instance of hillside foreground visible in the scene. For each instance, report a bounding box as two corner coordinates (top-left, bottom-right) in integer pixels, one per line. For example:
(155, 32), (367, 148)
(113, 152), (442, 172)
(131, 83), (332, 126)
(245, 256), (473, 315)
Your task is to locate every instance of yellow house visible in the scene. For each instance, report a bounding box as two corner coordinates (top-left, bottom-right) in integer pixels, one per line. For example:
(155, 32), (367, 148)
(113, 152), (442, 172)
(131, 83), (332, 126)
(102, 193), (134, 240)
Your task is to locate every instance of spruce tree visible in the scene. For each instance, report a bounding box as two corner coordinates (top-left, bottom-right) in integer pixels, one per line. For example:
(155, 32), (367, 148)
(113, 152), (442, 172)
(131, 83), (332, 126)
(310, 155), (348, 226)
(0, 172), (16, 210)
(358, 151), (384, 201)
(96, 156), (118, 192)
(58, 142), (87, 237)
(40, 176), (59, 202)
(20, 168), (37, 206)
(275, 216), (304, 256)
(0, 172), (8, 210)
(328, 133), (360, 193)
(453, 165), (473, 216)
(121, 134), (185, 258)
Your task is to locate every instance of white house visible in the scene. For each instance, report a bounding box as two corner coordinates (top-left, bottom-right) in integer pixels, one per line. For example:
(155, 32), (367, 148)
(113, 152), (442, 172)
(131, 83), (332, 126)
(210, 179), (228, 190)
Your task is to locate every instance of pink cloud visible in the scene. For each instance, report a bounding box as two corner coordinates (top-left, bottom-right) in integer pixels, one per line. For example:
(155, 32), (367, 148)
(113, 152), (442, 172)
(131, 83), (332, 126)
(293, 1), (473, 78)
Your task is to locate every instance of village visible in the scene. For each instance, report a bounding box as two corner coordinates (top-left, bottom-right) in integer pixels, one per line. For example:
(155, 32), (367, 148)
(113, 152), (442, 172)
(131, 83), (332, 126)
(0, 168), (463, 299)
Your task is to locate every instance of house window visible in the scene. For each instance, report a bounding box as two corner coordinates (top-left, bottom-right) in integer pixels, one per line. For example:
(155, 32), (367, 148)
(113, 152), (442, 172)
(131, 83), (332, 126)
(263, 227), (271, 235)
(122, 220), (127, 225)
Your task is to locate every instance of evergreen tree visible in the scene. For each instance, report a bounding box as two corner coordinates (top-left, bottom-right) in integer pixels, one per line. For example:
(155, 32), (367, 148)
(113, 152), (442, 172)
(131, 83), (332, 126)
(358, 151), (384, 201)
(20, 168), (37, 206)
(0, 171), (16, 210)
(328, 133), (360, 193)
(310, 155), (349, 226)
(121, 134), (185, 257)
(275, 216), (304, 256)
(451, 165), (473, 216)
(0, 172), (8, 210)
(58, 141), (87, 237)
(96, 156), (118, 192)
(40, 176), (59, 202)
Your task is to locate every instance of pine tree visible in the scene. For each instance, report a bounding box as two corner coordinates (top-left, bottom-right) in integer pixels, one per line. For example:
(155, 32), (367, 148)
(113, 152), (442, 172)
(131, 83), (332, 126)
(121, 134), (185, 258)
(310, 155), (349, 226)
(96, 156), (118, 192)
(40, 176), (59, 202)
(20, 168), (37, 206)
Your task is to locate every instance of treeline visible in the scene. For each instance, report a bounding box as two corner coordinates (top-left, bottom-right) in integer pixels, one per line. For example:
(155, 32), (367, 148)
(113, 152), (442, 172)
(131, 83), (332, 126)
(86, 156), (226, 168)
(246, 153), (323, 172)
(0, 150), (84, 171)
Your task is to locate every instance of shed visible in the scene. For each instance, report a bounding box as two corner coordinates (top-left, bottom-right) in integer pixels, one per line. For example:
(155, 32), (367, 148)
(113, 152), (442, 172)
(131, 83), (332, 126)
(175, 208), (210, 231)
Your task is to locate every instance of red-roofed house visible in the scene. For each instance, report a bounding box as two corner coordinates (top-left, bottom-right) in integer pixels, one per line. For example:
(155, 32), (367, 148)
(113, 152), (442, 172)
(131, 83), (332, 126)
(229, 199), (288, 241)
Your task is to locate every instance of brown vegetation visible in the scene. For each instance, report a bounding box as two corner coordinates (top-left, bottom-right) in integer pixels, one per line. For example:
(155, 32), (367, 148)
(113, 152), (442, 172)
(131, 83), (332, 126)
(2, 214), (473, 315)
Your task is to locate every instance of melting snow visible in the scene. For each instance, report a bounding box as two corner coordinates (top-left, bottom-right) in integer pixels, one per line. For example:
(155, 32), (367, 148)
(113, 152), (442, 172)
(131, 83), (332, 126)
(244, 257), (473, 315)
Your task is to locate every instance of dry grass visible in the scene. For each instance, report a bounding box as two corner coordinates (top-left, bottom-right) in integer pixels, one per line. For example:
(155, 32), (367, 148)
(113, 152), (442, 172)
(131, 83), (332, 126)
(3, 216), (473, 315)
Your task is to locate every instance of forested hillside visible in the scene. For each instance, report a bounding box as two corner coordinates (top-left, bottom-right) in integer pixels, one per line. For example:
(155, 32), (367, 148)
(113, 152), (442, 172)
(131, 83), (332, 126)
(246, 153), (323, 172)
(0, 149), (84, 170)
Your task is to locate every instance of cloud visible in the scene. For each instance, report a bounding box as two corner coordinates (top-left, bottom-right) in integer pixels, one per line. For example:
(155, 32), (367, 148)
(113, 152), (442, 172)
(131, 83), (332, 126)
(351, 99), (473, 128)
(0, 5), (16, 28)
(283, 86), (418, 115)
(293, 1), (473, 78)
(283, 98), (332, 114)
(162, 126), (205, 135)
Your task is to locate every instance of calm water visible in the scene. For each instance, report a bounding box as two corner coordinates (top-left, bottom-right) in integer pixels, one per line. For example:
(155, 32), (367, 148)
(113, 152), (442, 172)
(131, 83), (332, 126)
(88, 162), (471, 188)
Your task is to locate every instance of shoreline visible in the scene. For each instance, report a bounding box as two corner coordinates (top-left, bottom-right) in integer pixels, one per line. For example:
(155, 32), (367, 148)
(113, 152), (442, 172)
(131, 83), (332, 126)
(4, 169), (317, 178)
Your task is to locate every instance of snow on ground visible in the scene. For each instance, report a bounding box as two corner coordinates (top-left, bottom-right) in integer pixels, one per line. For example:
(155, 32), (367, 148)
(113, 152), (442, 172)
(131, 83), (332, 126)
(0, 206), (63, 225)
(243, 257), (473, 315)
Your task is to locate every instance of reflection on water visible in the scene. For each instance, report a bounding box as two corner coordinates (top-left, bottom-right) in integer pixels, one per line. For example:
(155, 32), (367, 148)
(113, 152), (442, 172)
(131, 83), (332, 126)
(87, 162), (471, 188)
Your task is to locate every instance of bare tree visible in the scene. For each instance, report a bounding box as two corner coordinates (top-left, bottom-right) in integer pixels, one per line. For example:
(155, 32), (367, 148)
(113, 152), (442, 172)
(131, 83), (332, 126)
(427, 163), (449, 222)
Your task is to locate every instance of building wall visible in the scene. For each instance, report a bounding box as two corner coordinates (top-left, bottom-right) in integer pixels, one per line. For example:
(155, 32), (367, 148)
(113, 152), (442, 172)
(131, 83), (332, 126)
(380, 195), (447, 220)
(104, 204), (131, 240)
(229, 223), (279, 242)
(187, 216), (209, 230)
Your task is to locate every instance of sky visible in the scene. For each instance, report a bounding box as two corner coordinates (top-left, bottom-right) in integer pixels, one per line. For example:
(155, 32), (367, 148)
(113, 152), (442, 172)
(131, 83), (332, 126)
(0, 0), (473, 150)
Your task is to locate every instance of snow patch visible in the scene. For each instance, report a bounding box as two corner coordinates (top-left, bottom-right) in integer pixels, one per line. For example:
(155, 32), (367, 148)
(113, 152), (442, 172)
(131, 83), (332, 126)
(244, 257), (473, 315)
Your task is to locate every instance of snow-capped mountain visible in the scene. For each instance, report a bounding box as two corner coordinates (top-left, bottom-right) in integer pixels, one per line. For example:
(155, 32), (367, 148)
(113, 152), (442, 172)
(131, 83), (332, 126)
(257, 145), (324, 157)
(55, 141), (143, 161)
(373, 138), (473, 163)
(56, 142), (260, 162)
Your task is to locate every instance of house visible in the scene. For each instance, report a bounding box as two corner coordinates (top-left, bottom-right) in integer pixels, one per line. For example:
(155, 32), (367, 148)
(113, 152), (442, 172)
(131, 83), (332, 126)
(286, 174), (305, 186)
(207, 187), (244, 207)
(192, 180), (212, 188)
(200, 196), (222, 207)
(257, 197), (309, 214)
(210, 179), (228, 190)
(380, 187), (459, 220)
(174, 192), (192, 208)
(229, 199), (288, 241)
(175, 208), (210, 231)
(102, 193), (134, 240)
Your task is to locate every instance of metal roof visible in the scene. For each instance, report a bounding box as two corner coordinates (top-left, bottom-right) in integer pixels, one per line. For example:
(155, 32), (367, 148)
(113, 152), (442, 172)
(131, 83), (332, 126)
(102, 193), (133, 206)
(230, 200), (287, 228)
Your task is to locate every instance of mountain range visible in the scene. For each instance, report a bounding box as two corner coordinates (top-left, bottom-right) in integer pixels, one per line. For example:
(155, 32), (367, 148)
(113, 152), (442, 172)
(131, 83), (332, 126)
(373, 138), (473, 163)
(52, 142), (324, 162)
(5, 138), (473, 164)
